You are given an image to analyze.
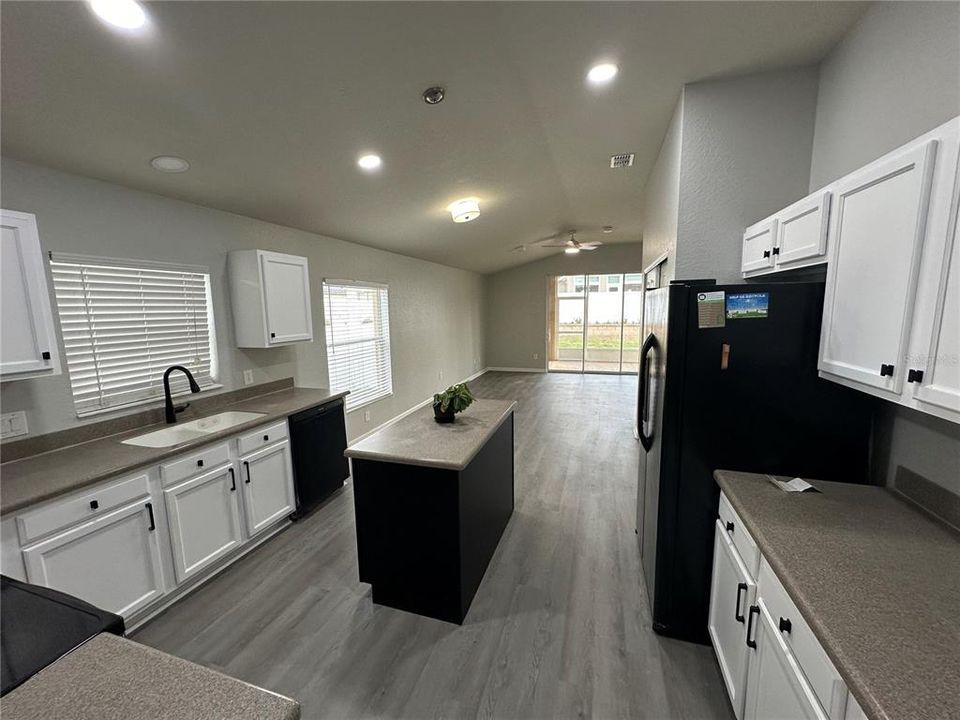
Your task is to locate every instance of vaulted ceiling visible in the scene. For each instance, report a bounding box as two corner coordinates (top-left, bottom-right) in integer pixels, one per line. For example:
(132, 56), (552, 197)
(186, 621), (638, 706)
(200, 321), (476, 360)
(1, 2), (866, 273)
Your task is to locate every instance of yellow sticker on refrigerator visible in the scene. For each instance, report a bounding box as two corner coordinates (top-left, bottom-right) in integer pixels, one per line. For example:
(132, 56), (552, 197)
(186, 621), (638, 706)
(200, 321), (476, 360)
(696, 291), (725, 328)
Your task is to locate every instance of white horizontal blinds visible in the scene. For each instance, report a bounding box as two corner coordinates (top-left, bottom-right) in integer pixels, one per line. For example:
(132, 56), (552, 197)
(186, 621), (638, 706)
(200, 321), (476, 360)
(323, 280), (392, 410)
(50, 256), (217, 415)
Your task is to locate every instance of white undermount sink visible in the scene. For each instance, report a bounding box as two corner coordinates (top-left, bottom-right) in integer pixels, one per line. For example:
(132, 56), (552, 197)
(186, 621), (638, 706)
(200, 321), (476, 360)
(121, 411), (266, 448)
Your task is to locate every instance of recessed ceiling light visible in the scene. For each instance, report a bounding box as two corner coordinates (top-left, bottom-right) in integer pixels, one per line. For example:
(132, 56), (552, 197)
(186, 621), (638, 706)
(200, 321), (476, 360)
(587, 63), (619, 86)
(565, 247), (581, 255)
(88, 0), (147, 29)
(448, 198), (480, 223)
(150, 155), (190, 173)
(357, 154), (382, 171)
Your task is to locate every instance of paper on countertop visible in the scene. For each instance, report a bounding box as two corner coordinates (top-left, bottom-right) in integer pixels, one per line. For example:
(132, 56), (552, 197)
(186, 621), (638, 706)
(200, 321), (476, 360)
(765, 475), (819, 493)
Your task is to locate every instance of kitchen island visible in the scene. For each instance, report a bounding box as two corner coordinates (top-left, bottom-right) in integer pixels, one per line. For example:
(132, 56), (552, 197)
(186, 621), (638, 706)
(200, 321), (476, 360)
(345, 398), (517, 624)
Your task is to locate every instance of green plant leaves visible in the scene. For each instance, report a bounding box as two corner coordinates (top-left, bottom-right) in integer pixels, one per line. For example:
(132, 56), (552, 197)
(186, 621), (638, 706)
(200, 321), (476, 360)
(432, 382), (475, 414)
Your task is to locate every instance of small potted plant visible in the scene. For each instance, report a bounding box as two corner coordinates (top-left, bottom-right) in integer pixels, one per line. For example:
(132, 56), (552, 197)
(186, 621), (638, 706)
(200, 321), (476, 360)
(433, 383), (475, 424)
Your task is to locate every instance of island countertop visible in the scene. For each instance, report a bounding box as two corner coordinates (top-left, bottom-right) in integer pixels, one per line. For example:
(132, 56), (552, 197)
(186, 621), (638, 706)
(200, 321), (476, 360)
(345, 398), (517, 471)
(714, 469), (960, 720)
(0, 633), (299, 720)
(0, 386), (347, 516)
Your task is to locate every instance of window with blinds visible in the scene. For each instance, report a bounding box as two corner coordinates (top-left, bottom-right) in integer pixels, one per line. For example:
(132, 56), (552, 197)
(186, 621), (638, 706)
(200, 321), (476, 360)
(322, 280), (392, 411)
(50, 254), (218, 416)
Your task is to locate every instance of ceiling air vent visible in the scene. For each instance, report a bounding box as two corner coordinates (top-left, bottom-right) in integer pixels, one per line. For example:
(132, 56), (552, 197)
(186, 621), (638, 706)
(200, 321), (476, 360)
(610, 152), (635, 169)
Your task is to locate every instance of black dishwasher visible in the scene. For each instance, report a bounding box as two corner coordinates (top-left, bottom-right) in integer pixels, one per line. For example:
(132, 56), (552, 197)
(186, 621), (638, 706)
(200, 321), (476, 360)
(289, 399), (350, 518)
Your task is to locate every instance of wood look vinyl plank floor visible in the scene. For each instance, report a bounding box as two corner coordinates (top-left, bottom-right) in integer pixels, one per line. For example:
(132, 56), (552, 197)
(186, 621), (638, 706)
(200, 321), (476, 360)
(133, 372), (732, 720)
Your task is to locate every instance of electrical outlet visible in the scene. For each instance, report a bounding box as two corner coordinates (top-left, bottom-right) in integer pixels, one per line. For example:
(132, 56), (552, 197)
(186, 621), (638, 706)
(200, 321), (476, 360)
(364, 410), (371, 422)
(243, 369), (254, 386)
(1, 411), (28, 439)
(533, 353), (539, 360)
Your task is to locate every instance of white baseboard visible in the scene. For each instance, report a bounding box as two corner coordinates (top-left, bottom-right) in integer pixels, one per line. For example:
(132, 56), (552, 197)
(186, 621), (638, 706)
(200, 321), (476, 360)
(486, 366), (546, 373)
(350, 367), (492, 444)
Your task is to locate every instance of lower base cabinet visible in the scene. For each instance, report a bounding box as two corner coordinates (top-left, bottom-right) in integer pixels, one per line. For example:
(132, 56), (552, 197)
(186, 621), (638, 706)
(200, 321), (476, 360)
(240, 440), (295, 537)
(22, 499), (164, 617)
(163, 463), (244, 584)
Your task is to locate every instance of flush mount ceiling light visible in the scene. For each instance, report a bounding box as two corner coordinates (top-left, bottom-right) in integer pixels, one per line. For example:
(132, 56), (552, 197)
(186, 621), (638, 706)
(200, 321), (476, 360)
(88, 0), (147, 29)
(587, 63), (619, 86)
(564, 247), (581, 255)
(448, 198), (480, 223)
(150, 155), (190, 173)
(357, 154), (382, 171)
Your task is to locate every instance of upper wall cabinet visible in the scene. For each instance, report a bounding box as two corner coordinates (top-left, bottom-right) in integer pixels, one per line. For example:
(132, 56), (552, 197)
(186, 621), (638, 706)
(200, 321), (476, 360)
(741, 192), (831, 277)
(818, 116), (960, 424)
(228, 250), (313, 348)
(0, 209), (62, 381)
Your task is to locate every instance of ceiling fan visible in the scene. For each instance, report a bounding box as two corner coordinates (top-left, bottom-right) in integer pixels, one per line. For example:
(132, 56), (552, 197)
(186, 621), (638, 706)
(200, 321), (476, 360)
(537, 230), (602, 254)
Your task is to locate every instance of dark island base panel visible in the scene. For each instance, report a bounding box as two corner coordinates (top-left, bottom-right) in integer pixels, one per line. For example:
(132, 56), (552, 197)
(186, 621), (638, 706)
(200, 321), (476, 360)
(352, 415), (515, 624)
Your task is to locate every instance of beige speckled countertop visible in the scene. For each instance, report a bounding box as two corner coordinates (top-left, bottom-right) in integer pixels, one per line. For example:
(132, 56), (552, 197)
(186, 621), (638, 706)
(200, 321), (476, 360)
(0, 387), (347, 516)
(345, 398), (517, 470)
(714, 470), (960, 720)
(0, 633), (299, 719)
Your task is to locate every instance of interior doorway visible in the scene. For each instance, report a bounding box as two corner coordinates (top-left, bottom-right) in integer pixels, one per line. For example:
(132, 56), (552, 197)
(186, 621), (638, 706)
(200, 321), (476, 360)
(547, 273), (643, 374)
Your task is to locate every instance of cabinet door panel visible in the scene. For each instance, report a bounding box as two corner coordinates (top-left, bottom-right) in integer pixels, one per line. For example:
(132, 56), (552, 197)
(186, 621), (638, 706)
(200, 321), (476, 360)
(164, 465), (243, 583)
(241, 441), (295, 536)
(708, 521), (755, 719)
(22, 500), (164, 618)
(744, 601), (828, 720)
(776, 192), (831, 268)
(1, 210), (59, 377)
(260, 252), (312, 344)
(742, 219), (777, 274)
(819, 140), (937, 393)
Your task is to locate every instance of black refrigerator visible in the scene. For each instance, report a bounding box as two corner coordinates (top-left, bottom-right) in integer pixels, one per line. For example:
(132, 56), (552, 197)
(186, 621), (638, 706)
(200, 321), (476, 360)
(635, 280), (874, 645)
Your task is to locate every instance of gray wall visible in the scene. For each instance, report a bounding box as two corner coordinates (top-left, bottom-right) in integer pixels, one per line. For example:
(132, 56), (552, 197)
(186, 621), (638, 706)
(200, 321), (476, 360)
(808, 1), (960, 495)
(675, 67), (820, 283)
(484, 243), (643, 370)
(0, 159), (485, 441)
(641, 94), (684, 284)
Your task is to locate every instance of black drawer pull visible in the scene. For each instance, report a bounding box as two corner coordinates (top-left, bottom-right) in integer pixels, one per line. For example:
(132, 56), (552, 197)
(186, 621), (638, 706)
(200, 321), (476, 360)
(772, 247), (780, 256)
(725, 521), (734, 533)
(907, 369), (924, 384)
(762, 250), (771, 258)
(746, 605), (760, 649)
(89, 500), (99, 510)
(197, 459), (204, 468)
(779, 617), (792, 634)
(41, 351), (52, 360)
(263, 434), (269, 441)
(735, 582), (748, 623)
(228, 467), (236, 492)
(145, 502), (156, 531)
(879, 363), (895, 377)
(243, 460), (251, 484)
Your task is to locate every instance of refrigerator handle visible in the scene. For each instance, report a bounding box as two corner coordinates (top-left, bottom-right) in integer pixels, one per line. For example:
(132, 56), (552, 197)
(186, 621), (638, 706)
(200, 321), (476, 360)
(638, 333), (658, 452)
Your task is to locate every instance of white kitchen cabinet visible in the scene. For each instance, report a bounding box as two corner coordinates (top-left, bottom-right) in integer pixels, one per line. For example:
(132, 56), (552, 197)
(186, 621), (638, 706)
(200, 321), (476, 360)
(774, 191), (831, 269)
(743, 600), (830, 720)
(818, 116), (960, 424)
(708, 520), (756, 719)
(163, 463), (244, 583)
(240, 439), (295, 537)
(741, 217), (777, 274)
(0, 209), (61, 380)
(228, 249), (313, 348)
(22, 499), (164, 618)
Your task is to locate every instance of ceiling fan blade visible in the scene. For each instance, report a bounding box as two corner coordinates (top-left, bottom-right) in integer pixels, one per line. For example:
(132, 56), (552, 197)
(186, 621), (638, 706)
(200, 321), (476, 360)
(539, 241), (573, 248)
(580, 245), (600, 250)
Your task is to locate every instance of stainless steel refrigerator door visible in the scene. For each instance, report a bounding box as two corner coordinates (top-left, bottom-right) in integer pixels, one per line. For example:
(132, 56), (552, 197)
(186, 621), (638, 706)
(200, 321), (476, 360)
(637, 287), (670, 604)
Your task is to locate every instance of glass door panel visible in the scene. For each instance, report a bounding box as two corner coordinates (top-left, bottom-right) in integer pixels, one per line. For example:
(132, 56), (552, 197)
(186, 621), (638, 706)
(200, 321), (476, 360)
(584, 274), (623, 373)
(621, 273), (644, 373)
(549, 275), (585, 372)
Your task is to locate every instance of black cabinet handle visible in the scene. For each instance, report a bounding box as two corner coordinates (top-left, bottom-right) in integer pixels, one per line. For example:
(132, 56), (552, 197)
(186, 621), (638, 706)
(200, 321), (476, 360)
(228, 467), (236, 492)
(779, 616), (792, 634)
(270, 332), (276, 338)
(762, 250), (771, 258)
(879, 363), (895, 377)
(907, 369), (924, 384)
(772, 247), (780, 256)
(735, 583), (748, 623)
(145, 502), (156, 531)
(243, 460), (251, 484)
(746, 605), (760, 648)
(41, 351), (52, 360)
(725, 521), (734, 533)
(89, 500), (99, 510)
(197, 459), (204, 468)
(263, 434), (269, 441)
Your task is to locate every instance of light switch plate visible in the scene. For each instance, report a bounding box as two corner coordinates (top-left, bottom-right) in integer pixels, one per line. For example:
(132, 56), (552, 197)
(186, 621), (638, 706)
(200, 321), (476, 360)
(243, 369), (254, 385)
(1, 411), (28, 439)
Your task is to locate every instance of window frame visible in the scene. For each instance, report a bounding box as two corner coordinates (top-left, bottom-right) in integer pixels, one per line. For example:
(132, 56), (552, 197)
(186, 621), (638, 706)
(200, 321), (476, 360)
(321, 278), (393, 412)
(49, 252), (220, 418)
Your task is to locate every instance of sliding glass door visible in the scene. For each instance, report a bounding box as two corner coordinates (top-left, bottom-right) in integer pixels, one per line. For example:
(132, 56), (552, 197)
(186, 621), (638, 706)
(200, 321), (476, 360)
(548, 273), (642, 374)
